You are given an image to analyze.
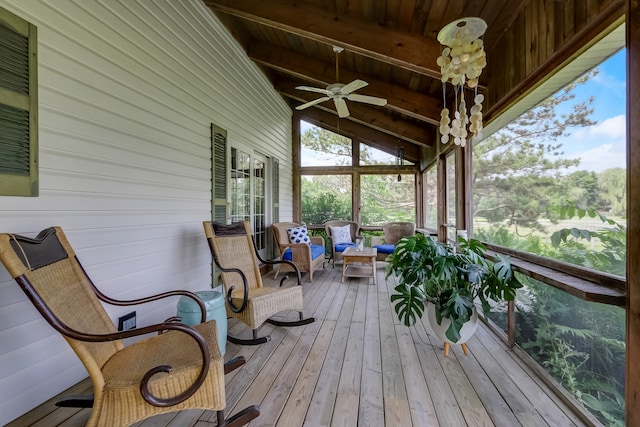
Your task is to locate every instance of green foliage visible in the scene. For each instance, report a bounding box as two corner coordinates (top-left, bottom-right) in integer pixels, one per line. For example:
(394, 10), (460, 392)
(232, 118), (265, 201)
(516, 278), (625, 425)
(598, 167), (626, 216)
(550, 203), (626, 276)
(559, 171), (602, 210)
(360, 174), (415, 225)
(301, 125), (352, 165)
(478, 221), (626, 425)
(387, 233), (521, 342)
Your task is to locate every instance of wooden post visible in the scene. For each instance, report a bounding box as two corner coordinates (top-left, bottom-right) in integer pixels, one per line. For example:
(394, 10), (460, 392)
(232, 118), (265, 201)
(437, 151), (447, 242)
(627, 1), (640, 424)
(507, 300), (516, 347)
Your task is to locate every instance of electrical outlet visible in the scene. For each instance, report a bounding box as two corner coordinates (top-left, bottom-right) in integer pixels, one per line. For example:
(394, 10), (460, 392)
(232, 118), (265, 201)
(118, 311), (136, 331)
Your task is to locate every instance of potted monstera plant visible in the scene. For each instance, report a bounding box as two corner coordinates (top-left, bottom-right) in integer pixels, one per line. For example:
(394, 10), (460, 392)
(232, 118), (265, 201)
(386, 233), (522, 345)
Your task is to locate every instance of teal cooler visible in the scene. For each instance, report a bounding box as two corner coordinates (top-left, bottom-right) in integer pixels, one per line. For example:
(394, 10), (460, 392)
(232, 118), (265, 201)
(177, 290), (227, 355)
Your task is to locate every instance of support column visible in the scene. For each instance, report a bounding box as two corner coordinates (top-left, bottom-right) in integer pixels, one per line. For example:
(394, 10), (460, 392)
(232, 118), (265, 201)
(626, 1), (640, 424)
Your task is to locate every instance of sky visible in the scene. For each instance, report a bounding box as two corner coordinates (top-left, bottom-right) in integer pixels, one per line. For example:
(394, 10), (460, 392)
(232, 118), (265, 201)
(555, 49), (626, 173)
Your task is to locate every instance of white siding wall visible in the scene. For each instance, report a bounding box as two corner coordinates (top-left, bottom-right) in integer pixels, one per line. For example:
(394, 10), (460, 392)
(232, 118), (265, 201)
(0, 0), (293, 423)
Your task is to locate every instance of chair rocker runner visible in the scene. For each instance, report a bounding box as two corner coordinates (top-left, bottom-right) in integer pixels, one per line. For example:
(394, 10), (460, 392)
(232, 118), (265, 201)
(203, 221), (315, 346)
(0, 227), (259, 427)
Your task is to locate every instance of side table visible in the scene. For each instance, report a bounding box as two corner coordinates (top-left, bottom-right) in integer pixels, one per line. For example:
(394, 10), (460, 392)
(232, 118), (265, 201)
(341, 246), (378, 284)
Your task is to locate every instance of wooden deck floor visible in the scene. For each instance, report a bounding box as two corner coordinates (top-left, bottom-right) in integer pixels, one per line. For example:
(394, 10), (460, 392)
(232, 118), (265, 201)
(9, 264), (591, 427)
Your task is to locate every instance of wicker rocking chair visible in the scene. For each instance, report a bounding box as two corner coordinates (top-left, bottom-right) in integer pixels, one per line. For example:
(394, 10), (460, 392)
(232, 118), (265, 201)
(0, 227), (259, 427)
(203, 221), (315, 346)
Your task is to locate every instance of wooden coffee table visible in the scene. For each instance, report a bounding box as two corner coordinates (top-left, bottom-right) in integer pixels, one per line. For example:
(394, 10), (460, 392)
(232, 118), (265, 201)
(341, 246), (377, 284)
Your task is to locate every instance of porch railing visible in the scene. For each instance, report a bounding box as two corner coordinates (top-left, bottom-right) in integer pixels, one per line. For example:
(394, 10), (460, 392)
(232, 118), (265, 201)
(483, 242), (626, 426)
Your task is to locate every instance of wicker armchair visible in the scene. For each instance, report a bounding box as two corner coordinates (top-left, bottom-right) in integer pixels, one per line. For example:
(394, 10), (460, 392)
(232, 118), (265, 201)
(0, 227), (259, 427)
(203, 221), (315, 346)
(272, 222), (325, 281)
(371, 221), (416, 261)
(324, 220), (361, 267)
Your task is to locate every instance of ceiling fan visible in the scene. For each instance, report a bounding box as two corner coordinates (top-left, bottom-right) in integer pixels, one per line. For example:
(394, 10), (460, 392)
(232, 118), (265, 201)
(295, 46), (387, 118)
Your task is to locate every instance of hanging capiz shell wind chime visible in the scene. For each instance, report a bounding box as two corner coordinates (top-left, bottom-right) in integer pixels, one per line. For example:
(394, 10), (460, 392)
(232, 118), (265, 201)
(437, 17), (487, 147)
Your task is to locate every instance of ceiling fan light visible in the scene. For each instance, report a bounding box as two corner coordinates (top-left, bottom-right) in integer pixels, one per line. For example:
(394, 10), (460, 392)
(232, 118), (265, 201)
(294, 49), (387, 118)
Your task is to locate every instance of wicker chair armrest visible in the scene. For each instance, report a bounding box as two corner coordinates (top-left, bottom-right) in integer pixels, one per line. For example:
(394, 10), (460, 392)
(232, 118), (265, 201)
(214, 265), (250, 314)
(94, 288), (207, 324)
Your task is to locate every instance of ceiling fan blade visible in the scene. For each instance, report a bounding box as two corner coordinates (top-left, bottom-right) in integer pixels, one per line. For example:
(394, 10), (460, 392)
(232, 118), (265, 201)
(295, 85), (332, 95)
(295, 96), (331, 110)
(347, 93), (388, 106)
(335, 97), (350, 118)
(340, 79), (368, 95)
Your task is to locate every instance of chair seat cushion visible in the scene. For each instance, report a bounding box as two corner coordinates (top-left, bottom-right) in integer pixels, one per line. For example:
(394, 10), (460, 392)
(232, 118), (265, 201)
(373, 243), (396, 254)
(335, 242), (357, 253)
(283, 244), (325, 261)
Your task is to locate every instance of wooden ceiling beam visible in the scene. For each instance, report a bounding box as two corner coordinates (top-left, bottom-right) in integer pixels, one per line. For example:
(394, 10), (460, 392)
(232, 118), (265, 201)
(292, 108), (421, 163)
(276, 77), (435, 147)
(204, 0), (443, 79)
(248, 41), (442, 125)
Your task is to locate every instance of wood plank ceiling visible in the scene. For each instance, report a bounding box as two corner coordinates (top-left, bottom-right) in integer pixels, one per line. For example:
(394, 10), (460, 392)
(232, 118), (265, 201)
(204, 0), (625, 163)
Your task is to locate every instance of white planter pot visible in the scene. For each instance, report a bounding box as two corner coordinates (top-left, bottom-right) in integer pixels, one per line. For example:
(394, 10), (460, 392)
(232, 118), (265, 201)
(427, 302), (478, 345)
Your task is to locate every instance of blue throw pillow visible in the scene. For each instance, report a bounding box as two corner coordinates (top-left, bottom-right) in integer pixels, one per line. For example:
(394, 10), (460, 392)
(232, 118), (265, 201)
(287, 225), (311, 245)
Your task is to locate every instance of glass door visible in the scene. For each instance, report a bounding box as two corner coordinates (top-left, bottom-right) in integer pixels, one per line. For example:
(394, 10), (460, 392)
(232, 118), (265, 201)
(230, 147), (251, 224)
(230, 147), (269, 259)
(253, 154), (267, 258)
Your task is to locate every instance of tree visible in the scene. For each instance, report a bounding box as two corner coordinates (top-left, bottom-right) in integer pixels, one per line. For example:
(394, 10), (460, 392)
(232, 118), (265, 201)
(598, 167), (626, 216)
(301, 125), (352, 165)
(473, 70), (598, 232)
(301, 175), (352, 225)
(561, 170), (602, 209)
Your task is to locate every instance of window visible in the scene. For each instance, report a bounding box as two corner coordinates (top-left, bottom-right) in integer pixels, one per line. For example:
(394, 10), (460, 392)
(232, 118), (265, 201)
(445, 151), (456, 242)
(472, 51), (626, 276)
(424, 165), (437, 231)
(471, 49), (626, 425)
(300, 121), (351, 166)
(360, 174), (415, 226)
(0, 8), (38, 196)
(301, 174), (352, 225)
